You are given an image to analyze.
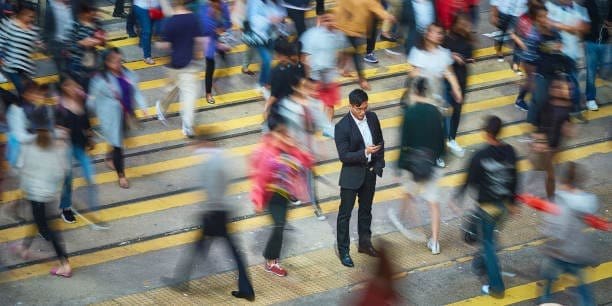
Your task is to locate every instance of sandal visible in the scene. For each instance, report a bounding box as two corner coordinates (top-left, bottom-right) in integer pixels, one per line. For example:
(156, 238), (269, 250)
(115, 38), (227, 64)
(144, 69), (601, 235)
(241, 68), (255, 76)
(118, 177), (130, 189)
(206, 95), (216, 104)
(50, 266), (72, 278)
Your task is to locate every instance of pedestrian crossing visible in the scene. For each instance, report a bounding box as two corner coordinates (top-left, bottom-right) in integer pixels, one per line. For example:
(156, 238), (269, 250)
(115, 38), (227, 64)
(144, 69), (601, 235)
(0, 4), (610, 304)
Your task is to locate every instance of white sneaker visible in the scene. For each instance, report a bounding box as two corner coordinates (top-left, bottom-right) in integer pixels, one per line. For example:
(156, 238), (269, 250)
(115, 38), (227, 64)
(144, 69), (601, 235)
(436, 158), (446, 168)
(427, 238), (440, 255)
(447, 139), (465, 158)
(259, 86), (271, 100)
(586, 100), (599, 111)
(155, 100), (168, 126)
(388, 209), (426, 242)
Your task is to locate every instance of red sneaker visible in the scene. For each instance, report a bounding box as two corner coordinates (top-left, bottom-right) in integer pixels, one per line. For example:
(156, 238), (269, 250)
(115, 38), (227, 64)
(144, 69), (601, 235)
(264, 260), (287, 277)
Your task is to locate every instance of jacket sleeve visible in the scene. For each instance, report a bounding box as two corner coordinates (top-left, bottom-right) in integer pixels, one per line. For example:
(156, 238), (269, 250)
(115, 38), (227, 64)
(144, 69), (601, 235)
(371, 112), (385, 176)
(222, 2), (233, 30)
(368, 0), (389, 20)
(334, 119), (367, 165)
(199, 5), (216, 37)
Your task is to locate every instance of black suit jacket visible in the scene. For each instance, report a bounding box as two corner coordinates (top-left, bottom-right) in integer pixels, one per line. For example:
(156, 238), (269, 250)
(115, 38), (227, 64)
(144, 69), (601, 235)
(334, 111), (385, 190)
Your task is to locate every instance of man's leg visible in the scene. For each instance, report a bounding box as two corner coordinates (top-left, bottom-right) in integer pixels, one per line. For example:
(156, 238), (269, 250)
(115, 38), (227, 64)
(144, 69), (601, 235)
(177, 68), (199, 132)
(584, 42), (600, 103)
(337, 188), (358, 253)
(113, 0), (125, 15)
(356, 171), (376, 247)
(286, 8), (306, 38)
(221, 209), (254, 296)
(480, 209), (505, 296)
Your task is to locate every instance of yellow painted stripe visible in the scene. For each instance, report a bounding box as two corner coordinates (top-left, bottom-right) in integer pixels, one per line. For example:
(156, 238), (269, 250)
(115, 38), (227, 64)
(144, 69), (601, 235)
(0, 141), (608, 284)
(449, 261), (612, 305)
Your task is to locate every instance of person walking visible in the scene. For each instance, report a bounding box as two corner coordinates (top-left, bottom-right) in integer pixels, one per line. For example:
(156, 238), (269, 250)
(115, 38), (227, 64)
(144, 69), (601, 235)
(199, 0), (232, 105)
(133, 0), (161, 64)
(334, 89), (385, 267)
(114, 0), (128, 18)
(392, 77), (445, 254)
(55, 78), (107, 228)
(68, 3), (106, 92)
(162, 133), (255, 301)
(42, 0), (75, 80)
(334, 0), (395, 90)
(300, 13), (346, 121)
(399, 0), (437, 54)
(582, 0), (610, 112)
(13, 109), (72, 278)
(407, 22), (463, 165)
(87, 48), (149, 189)
(155, 0), (205, 138)
(0, 2), (40, 97)
(282, 0), (325, 38)
(443, 14), (474, 157)
(454, 115), (519, 298)
(489, 0), (528, 71)
(250, 106), (314, 277)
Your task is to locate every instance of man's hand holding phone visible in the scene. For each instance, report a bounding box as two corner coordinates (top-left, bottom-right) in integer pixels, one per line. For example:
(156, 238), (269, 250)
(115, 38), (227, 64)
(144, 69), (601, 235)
(365, 144), (382, 155)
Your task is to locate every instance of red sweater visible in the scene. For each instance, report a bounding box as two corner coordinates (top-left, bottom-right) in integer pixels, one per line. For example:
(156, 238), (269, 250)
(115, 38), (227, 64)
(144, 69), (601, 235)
(436, 0), (471, 29)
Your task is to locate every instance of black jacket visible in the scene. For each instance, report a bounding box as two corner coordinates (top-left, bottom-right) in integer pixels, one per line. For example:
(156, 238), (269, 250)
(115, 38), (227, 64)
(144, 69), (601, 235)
(334, 111), (385, 190)
(583, 0), (610, 43)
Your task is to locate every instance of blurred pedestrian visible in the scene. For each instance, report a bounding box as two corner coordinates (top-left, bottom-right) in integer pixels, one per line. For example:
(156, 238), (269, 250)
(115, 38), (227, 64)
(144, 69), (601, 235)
(0, 1), (40, 97)
(393, 77), (445, 253)
(55, 78), (107, 229)
(87, 48), (149, 189)
(282, 0), (325, 38)
(582, 0), (610, 112)
(155, 0), (205, 138)
(68, 3), (106, 91)
(334, 89), (385, 267)
(43, 0), (75, 81)
(199, 0), (232, 104)
(263, 39), (305, 117)
(162, 133), (255, 301)
(489, 0), (528, 71)
(538, 162), (598, 306)
(133, 0), (161, 64)
(300, 13), (345, 121)
(5, 81), (40, 169)
(13, 108), (72, 278)
(354, 242), (400, 305)
(277, 75), (333, 219)
(399, 0), (436, 54)
(454, 115), (519, 298)
(407, 22), (463, 165)
(435, 0), (469, 30)
(334, 0), (395, 90)
(443, 13), (474, 158)
(114, 0), (128, 18)
(544, 0), (590, 123)
(250, 105), (314, 277)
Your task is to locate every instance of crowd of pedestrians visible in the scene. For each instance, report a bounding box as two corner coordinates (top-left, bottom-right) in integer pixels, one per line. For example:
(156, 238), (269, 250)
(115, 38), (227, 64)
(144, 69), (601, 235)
(0, 0), (609, 303)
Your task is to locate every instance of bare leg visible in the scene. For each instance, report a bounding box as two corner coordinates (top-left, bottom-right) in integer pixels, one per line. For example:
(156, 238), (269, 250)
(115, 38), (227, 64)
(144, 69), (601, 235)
(429, 202), (440, 243)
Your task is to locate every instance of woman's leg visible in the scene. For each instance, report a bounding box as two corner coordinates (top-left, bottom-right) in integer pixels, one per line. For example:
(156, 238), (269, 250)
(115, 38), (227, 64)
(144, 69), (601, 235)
(112, 146), (129, 189)
(205, 57), (215, 95)
(429, 202), (440, 243)
(74, 146), (100, 211)
(256, 46), (272, 87)
(242, 46), (255, 73)
(134, 5), (153, 59)
(30, 201), (69, 264)
(263, 193), (288, 260)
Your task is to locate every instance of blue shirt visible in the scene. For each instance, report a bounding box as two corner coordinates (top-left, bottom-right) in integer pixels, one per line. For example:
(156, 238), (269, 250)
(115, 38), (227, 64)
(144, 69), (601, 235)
(162, 13), (204, 69)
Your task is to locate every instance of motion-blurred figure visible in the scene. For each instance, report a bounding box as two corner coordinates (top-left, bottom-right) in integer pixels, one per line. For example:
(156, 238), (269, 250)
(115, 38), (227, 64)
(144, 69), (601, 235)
(539, 162), (598, 306)
(454, 115), (519, 298)
(582, 0), (610, 112)
(353, 242), (400, 305)
(162, 132), (255, 301)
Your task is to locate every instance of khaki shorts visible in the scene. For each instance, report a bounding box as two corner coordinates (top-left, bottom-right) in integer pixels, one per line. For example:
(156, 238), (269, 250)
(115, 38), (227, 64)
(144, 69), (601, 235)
(401, 168), (442, 204)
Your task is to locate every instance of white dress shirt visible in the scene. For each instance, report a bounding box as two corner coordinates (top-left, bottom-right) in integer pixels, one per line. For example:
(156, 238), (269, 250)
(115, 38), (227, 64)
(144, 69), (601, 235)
(351, 113), (373, 162)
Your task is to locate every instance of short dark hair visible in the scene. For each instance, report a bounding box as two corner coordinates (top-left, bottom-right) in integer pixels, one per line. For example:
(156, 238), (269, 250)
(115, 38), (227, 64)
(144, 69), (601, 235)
(348, 89), (368, 106)
(274, 37), (297, 56)
(483, 115), (502, 138)
(16, 1), (37, 14)
(416, 22), (444, 50)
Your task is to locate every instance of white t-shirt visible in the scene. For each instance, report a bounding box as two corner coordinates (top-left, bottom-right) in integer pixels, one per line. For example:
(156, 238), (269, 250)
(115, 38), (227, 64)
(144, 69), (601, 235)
(134, 0), (160, 8)
(300, 26), (347, 82)
(413, 0), (435, 33)
(490, 0), (527, 17)
(545, 1), (590, 61)
(407, 46), (453, 78)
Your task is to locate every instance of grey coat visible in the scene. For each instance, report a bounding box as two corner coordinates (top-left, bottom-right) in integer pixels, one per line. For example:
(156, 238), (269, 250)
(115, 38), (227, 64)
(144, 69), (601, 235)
(86, 69), (148, 147)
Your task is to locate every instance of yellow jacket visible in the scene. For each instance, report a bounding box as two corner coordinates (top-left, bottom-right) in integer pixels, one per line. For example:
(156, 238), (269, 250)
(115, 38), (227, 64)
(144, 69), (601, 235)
(334, 0), (389, 38)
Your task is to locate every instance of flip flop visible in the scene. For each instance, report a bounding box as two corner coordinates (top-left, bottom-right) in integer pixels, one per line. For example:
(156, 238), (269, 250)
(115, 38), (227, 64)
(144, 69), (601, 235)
(50, 267), (72, 278)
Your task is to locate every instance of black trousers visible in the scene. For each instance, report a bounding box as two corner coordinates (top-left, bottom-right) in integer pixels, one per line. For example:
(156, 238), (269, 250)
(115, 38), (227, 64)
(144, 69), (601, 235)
(205, 58), (215, 94)
(346, 36), (366, 80)
(337, 170), (376, 253)
(366, 17), (379, 55)
(114, 0), (125, 13)
(286, 8), (307, 38)
(263, 193), (288, 260)
(175, 210), (254, 295)
(109, 146), (125, 176)
(23, 201), (68, 262)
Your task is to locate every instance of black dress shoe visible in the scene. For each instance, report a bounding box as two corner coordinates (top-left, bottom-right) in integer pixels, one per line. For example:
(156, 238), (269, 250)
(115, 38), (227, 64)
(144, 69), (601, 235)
(231, 291), (255, 301)
(339, 252), (354, 267)
(358, 245), (380, 257)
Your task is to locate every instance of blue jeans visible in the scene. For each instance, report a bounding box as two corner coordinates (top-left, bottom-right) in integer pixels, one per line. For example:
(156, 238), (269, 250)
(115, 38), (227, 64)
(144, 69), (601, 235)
(585, 42), (611, 101)
(134, 5), (153, 58)
(473, 204), (506, 296)
(540, 258), (594, 306)
(2, 70), (28, 96)
(256, 46), (272, 86)
(59, 146), (100, 211)
(6, 133), (20, 168)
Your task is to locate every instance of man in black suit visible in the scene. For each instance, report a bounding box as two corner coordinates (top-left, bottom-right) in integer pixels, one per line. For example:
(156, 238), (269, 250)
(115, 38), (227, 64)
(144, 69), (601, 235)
(334, 89), (385, 267)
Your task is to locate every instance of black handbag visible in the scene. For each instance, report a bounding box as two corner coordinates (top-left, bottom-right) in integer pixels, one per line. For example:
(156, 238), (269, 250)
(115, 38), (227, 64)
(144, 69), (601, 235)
(399, 147), (435, 182)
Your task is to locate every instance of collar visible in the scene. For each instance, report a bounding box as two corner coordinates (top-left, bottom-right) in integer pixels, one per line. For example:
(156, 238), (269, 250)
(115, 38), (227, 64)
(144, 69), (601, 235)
(350, 112), (367, 125)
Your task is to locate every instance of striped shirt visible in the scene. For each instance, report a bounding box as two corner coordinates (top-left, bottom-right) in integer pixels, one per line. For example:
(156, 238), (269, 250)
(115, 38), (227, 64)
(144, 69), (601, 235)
(0, 18), (39, 76)
(68, 21), (97, 66)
